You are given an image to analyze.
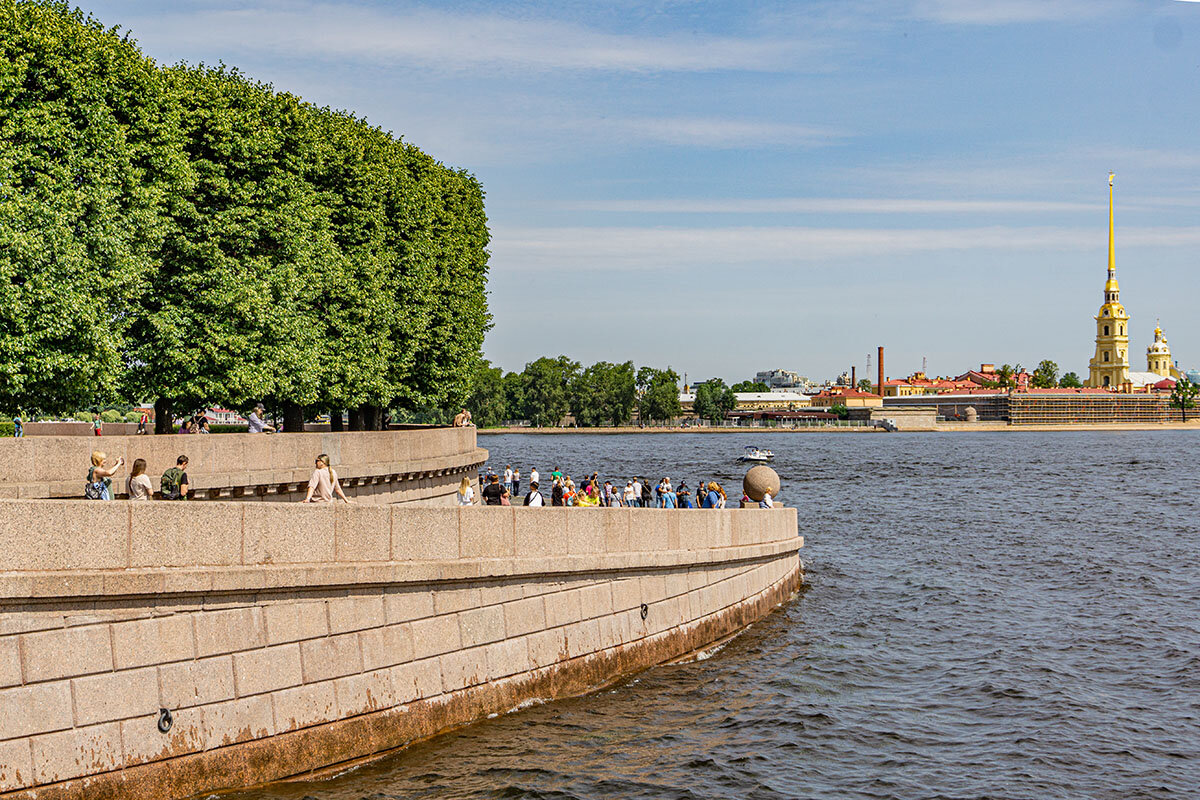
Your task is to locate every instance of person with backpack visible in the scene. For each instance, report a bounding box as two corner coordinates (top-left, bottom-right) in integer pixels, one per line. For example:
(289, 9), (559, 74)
(523, 480), (544, 506)
(160, 456), (190, 500)
(85, 451), (123, 500)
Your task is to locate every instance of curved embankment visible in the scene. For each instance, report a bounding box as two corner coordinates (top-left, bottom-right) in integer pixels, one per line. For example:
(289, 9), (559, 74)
(0, 428), (486, 503)
(0, 429), (802, 800)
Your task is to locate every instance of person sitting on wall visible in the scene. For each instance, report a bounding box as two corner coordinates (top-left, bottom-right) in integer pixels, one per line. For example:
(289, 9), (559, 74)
(453, 408), (473, 427)
(247, 403), (275, 433)
(304, 454), (351, 503)
(523, 480), (544, 506)
(481, 473), (503, 505)
(759, 490), (774, 509)
(160, 456), (190, 500)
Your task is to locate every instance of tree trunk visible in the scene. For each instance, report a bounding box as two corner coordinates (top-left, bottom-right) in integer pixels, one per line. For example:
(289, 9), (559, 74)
(154, 398), (173, 435)
(282, 402), (305, 434)
(348, 408), (363, 431)
(329, 409), (343, 432)
(361, 404), (382, 431)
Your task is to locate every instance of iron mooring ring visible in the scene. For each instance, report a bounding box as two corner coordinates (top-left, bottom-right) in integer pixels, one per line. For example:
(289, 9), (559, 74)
(640, 603), (649, 620)
(157, 708), (173, 734)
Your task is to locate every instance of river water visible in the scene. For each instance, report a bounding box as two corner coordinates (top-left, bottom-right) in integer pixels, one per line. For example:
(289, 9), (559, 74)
(239, 431), (1199, 800)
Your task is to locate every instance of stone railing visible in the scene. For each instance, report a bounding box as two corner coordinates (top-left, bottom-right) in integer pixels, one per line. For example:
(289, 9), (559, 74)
(0, 503), (802, 799)
(0, 428), (486, 504)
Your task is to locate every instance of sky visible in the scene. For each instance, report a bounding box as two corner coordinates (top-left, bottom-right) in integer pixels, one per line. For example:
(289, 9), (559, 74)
(75, 0), (1200, 384)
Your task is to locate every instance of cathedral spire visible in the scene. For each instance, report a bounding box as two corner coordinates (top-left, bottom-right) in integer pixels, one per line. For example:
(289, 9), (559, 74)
(1107, 172), (1116, 283)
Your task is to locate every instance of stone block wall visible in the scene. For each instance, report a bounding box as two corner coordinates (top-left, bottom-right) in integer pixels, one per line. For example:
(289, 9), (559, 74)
(0, 428), (485, 504)
(0, 505), (801, 800)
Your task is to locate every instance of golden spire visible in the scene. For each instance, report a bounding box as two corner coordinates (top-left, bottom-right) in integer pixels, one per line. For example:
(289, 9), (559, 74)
(1105, 173), (1118, 293)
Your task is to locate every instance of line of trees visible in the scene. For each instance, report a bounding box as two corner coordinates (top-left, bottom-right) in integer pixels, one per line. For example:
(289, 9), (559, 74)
(0, 2), (489, 432)
(465, 358), (683, 427)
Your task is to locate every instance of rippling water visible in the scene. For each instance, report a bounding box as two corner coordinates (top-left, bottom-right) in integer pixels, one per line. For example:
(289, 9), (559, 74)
(239, 431), (1200, 800)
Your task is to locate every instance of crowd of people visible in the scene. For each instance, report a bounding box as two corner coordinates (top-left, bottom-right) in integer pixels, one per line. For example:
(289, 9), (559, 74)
(462, 464), (775, 509)
(83, 448), (351, 503)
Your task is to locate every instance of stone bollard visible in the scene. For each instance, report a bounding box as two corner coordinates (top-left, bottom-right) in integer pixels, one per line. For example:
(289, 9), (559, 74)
(743, 465), (780, 503)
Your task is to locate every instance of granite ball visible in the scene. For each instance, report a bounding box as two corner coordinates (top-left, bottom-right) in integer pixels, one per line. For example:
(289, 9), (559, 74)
(743, 465), (780, 503)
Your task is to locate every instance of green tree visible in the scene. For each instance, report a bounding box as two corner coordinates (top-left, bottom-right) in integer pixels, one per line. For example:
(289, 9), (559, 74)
(520, 356), (579, 427)
(0, 1), (190, 414)
(125, 66), (334, 432)
(640, 367), (682, 423)
(856, 379), (874, 392)
(502, 371), (526, 424)
(1031, 360), (1059, 388)
(1060, 372), (1083, 388)
(828, 403), (849, 420)
(731, 380), (769, 393)
(1170, 379), (1197, 422)
(464, 359), (507, 427)
(570, 361), (635, 427)
(694, 378), (737, 423)
(996, 364), (1016, 389)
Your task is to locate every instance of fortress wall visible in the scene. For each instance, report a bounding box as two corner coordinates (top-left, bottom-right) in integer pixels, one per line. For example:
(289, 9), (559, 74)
(0, 504), (802, 800)
(0, 429), (486, 503)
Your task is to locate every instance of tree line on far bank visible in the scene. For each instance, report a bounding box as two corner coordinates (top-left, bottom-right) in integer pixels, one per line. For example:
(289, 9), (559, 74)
(0, 2), (489, 433)
(466, 358), (689, 427)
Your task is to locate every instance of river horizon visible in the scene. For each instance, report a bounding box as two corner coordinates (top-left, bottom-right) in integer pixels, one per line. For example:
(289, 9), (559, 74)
(235, 431), (1199, 800)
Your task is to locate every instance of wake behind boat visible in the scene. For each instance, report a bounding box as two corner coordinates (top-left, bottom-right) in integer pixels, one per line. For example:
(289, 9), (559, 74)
(737, 446), (775, 463)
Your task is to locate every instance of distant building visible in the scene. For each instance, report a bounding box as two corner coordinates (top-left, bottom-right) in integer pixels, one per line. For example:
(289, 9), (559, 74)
(754, 369), (803, 389)
(679, 391), (810, 416)
(883, 371), (979, 397)
(807, 388), (883, 409)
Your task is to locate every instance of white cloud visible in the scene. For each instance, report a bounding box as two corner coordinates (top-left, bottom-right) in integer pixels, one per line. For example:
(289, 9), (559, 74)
(569, 198), (1094, 214)
(121, 3), (808, 73)
(908, 0), (1122, 25)
(570, 117), (841, 148)
(490, 224), (1200, 272)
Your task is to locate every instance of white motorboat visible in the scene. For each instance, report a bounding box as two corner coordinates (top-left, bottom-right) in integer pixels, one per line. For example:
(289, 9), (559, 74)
(737, 445), (775, 463)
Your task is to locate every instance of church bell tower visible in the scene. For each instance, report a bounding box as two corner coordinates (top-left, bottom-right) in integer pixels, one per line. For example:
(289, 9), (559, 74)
(1087, 174), (1131, 389)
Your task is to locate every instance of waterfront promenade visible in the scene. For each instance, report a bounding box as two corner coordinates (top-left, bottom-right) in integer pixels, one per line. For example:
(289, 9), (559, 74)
(0, 427), (801, 800)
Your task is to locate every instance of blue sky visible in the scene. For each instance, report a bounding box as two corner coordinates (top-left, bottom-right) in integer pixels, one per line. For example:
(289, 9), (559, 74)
(77, 0), (1200, 383)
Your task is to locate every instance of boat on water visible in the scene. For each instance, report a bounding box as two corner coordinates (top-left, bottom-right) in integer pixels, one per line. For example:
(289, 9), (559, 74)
(737, 445), (775, 463)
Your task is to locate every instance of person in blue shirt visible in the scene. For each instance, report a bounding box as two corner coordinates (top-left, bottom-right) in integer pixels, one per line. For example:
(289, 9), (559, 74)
(12, 416), (22, 438)
(701, 482), (721, 509)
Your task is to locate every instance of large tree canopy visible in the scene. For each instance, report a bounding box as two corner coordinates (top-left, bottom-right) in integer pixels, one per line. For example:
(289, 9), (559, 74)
(0, 1), (189, 413)
(0, 1), (491, 424)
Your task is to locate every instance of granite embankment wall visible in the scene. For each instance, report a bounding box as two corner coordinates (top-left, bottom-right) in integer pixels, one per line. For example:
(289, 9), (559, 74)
(0, 503), (801, 800)
(0, 428), (485, 503)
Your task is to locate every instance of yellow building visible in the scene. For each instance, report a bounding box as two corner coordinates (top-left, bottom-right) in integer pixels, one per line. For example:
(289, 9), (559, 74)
(1146, 325), (1181, 380)
(1087, 174), (1132, 389)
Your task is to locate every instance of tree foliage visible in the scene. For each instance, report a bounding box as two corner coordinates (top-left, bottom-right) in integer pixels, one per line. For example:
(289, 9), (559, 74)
(0, 1), (190, 413)
(570, 361), (635, 427)
(1060, 372), (1083, 388)
(0, 2), (491, 425)
(731, 380), (769, 393)
(519, 356), (578, 427)
(694, 378), (736, 422)
(1170, 379), (1197, 422)
(639, 367), (682, 423)
(1031, 360), (1059, 388)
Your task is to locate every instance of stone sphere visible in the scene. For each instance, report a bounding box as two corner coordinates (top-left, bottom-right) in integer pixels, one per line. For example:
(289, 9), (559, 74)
(743, 465), (781, 503)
